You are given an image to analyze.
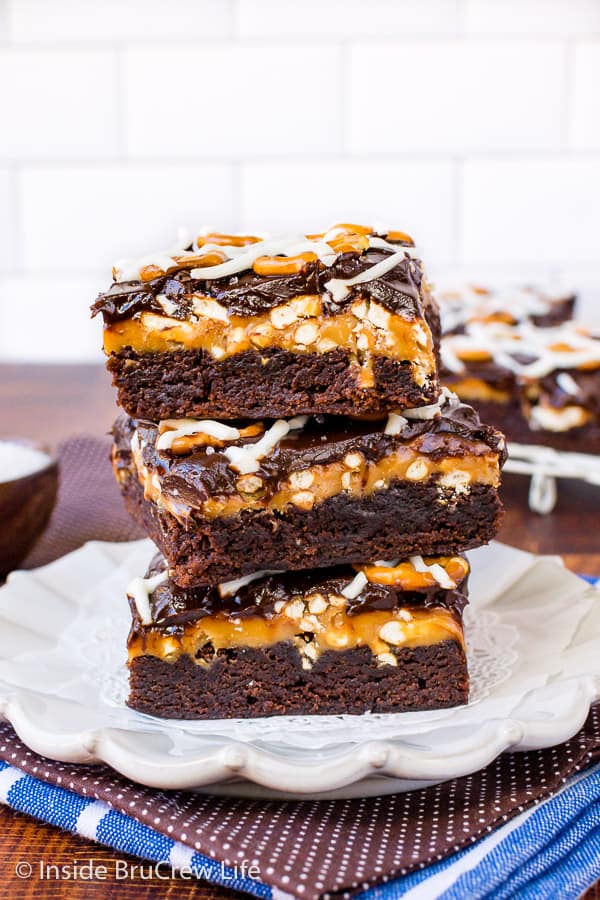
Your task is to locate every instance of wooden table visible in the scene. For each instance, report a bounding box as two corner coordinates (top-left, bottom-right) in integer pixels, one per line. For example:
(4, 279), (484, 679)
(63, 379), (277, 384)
(0, 364), (598, 900)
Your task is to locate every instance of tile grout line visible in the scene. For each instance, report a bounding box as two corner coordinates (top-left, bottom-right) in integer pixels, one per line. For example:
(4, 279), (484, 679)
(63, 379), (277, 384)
(560, 37), (575, 150)
(9, 160), (21, 275)
(339, 40), (350, 158)
(113, 44), (127, 161)
(452, 157), (463, 266)
(231, 161), (242, 230)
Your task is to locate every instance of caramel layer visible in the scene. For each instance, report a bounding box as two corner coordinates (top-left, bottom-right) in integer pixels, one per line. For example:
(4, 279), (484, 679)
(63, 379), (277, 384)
(103, 294), (434, 384)
(446, 377), (512, 404)
(358, 557), (469, 589)
(130, 436), (500, 521)
(128, 603), (464, 669)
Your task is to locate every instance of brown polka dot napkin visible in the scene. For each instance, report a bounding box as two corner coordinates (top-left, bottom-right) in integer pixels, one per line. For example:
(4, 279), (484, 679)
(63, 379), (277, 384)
(23, 435), (145, 569)
(4, 437), (600, 898)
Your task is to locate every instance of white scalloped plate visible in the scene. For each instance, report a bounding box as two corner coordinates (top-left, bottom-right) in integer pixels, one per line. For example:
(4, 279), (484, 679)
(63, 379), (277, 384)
(0, 539), (598, 799)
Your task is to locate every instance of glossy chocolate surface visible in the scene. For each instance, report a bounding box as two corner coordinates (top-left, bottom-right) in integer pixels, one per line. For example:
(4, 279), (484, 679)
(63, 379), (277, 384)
(129, 553), (468, 640)
(113, 401), (506, 511)
(93, 249), (427, 322)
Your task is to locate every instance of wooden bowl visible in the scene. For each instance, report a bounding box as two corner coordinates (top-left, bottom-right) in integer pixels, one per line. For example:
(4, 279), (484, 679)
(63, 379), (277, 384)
(0, 439), (59, 580)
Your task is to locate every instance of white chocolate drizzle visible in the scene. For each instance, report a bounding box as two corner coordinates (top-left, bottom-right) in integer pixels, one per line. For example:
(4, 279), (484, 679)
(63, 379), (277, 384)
(324, 248), (416, 303)
(127, 569), (169, 626)
(112, 227), (419, 309)
(218, 569), (285, 599)
(384, 388), (458, 435)
(437, 283), (573, 334)
(442, 320), (600, 380)
(154, 414), (309, 473)
(189, 237), (337, 280)
(503, 442), (600, 514)
(403, 387), (459, 421)
(556, 372), (579, 396)
(384, 412), (408, 435)
(224, 415), (308, 474)
(409, 555), (456, 590)
(157, 419), (241, 451)
(341, 571), (368, 600)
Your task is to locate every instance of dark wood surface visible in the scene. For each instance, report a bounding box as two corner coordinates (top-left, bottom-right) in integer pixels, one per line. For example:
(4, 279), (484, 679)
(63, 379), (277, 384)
(0, 363), (598, 899)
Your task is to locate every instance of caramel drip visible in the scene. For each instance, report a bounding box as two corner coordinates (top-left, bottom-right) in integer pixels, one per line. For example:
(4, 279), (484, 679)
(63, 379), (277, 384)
(128, 604), (464, 666)
(386, 230), (416, 245)
(455, 348), (495, 363)
(197, 233), (261, 247)
(358, 557), (469, 590)
(112, 223), (417, 284)
(103, 295), (434, 380)
(132, 437), (500, 520)
(445, 377), (512, 404)
(330, 223), (373, 235)
(327, 232), (370, 255)
(253, 252), (318, 276)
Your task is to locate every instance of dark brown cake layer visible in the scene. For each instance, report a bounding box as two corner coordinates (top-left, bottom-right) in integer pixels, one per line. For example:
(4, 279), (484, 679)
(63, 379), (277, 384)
(119, 463), (501, 587)
(127, 550), (470, 718)
(107, 346), (436, 420)
(128, 641), (469, 719)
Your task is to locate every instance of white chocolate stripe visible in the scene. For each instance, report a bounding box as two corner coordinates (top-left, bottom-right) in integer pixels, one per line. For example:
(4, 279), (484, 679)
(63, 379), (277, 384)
(324, 248), (415, 303)
(443, 320), (600, 380)
(157, 419), (241, 451)
(341, 571), (368, 600)
(218, 569), (285, 598)
(224, 415), (308, 475)
(384, 412), (408, 435)
(127, 569), (169, 625)
(112, 229), (419, 294)
(189, 237), (337, 279)
(409, 555), (456, 590)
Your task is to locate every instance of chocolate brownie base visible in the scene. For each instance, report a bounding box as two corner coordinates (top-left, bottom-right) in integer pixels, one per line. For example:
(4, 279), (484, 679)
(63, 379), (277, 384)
(107, 346), (438, 420)
(466, 399), (600, 454)
(128, 640), (469, 719)
(120, 467), (502, 588)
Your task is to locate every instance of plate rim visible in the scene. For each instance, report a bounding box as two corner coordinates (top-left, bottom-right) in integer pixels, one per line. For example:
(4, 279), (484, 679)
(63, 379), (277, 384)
(0, 539), (599, 798)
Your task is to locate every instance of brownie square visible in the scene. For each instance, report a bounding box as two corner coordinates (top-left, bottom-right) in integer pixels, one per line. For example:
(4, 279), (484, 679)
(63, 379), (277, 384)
(112, 392), (505, 588)
(442, 319), (600, 452)
(127, 553), (470, 719)
(92, 226), (442, 419)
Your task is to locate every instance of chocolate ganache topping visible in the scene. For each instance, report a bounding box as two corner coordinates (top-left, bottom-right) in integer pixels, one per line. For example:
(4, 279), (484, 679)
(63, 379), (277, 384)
(92, 248), (426, 323)
(112, 397), (506, 514)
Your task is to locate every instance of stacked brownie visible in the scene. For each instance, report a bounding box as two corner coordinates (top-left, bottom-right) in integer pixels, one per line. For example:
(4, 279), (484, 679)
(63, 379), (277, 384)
(93, 224), (506, 719)
(438, 284), (600, 453)
(438, 283), (576, 336)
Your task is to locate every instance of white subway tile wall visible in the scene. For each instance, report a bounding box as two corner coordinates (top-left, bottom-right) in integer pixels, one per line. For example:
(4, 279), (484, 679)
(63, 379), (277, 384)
(0, 168), (15, 273)
(0, 0), (598, 362)
(571, 42), (600, 149)
(19, 165), (235, 272)
(240, 161), (456, 262)
(123, 46), (342, 157)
